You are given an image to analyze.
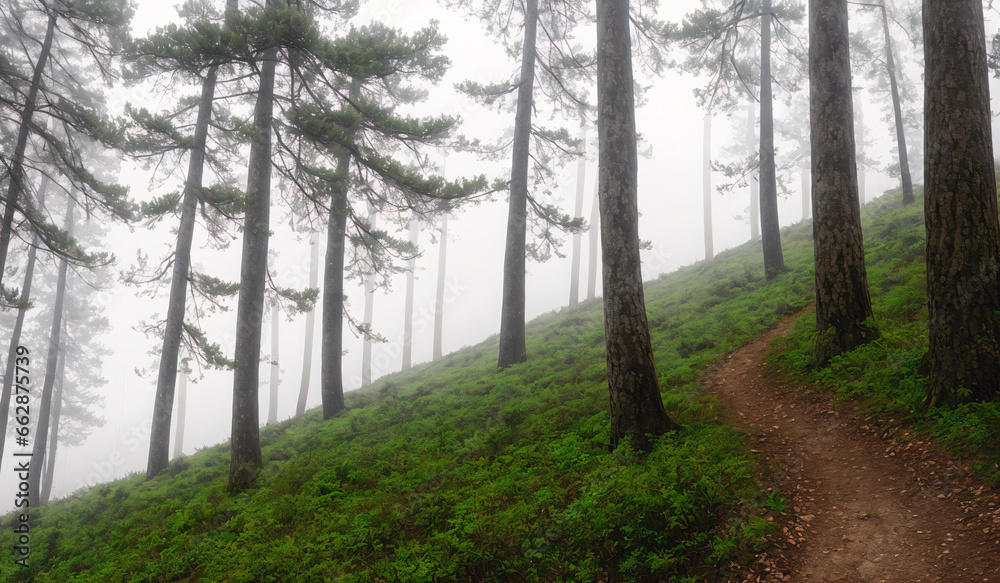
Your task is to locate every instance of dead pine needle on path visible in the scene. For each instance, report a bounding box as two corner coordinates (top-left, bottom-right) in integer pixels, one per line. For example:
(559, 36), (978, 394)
(705, 313), (1000, 583)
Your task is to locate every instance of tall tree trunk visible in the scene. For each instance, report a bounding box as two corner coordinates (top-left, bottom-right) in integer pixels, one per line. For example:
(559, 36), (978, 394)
(855, 93), (866, 205)
(228, 37), (278, 492)
(361, 204), (376, 387)
(173, 359), (187, 458)
(759, 0), (785, 278)
(497, 0), (538, 368)
(810, 0), (879, 364)
(570, 124), (587, 306)
(0, 234), (39, 468)
(267, 300), (279, 424)
(0, 11), (56, 290)
(596, 0), (679, 452)
(147, 64), (221, 479)
(703, 114), (714, 261)
(40, 347), (66, 505)
(747, 103), (760, 241)
(28, 201), (72, 508)
(587, 179), (600, 300)
(882, 3), (914, 205)
(401, 215), (418, 371)
(320, 79), (361, 420)
(433, 213), (447, 361)
(295, 231), (318, 415)
(923, 0), (1000, 407)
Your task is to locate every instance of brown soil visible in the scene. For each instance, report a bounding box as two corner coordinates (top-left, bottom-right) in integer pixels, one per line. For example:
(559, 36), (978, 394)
(703, 314), (1000, 583)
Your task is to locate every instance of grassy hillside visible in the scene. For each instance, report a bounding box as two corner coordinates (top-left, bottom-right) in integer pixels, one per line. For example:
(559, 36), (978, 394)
(3, 205), (827, 582)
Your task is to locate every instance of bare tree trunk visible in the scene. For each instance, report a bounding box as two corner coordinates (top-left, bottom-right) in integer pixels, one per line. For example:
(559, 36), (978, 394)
(597, 0), (679, 452)
(361, 204), (376, 387)
(0, 233), (40, 468)
(587, 179), (599, 300)
(881, 2), (914, 205)
(747, 103), (760, 241)
(147, 64), (221, 479)
(810, 0), (878, 364)
(759, 0), (785, 278)
(855, 94), (866, 205)
(267, 300), (279, 424)
(570, 124), (587, 306)
(296, 232), (318, 416)
(229, 36), (278, 492)
(0, 11), (56, 290)
(703, 114), (713, 260)
(497, 0), (538, 368)
(28, 201), (72, 508)
(433, 213), (447, 361)
(923, 0), (1000, 406)
(320, 79), (361, 420)
(173, 360), (186, 459)
(40, 347), (65, 505)
(401, 215), (418, 371)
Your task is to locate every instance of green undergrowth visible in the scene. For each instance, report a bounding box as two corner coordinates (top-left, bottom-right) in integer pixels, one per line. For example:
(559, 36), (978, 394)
(2, 219), (820, 582)
(767, 187), (1000, 486)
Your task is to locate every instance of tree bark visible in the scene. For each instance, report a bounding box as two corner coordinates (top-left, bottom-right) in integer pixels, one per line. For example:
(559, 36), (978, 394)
(597, 0), (679, 452)
(570, 124), (587, 306)
(856, 95), (866, 205)
(401, 215), (418, 371)
(28, 201), (72, 508)
(703, 114), (714, 261)
(295, 231), (318, 416)
(40, 346), (66, 505)
(361, 204), (376, 387)
(881, 3), (914, 205)
(759, 0), (785, 278)
(173, 359), (186, 458)
(0, 10), (56, 290)
(320, 79), (361, 420)
(923, 0), (1000, 406)
(587, 178), (600, 300)
(497, 0), (538, 368)
(0, 234), (39, 468)
(267, 300), (279, 424)
(747, 103), (760, 241)
(147, 64), (220, 479)
(810, 0), (878, 364)
(433, 213), (447, 361)
(228, 39), (278, 492)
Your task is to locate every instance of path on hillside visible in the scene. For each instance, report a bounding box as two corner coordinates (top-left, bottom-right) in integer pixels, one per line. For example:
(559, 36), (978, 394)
(702, 316), (1000, 583)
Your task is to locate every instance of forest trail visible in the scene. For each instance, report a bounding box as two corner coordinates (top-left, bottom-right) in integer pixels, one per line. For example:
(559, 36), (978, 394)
(702, 315), (1000, 583)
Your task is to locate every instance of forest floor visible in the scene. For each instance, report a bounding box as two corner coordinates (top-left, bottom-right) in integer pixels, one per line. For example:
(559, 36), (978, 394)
(704, 314), (1000, 583)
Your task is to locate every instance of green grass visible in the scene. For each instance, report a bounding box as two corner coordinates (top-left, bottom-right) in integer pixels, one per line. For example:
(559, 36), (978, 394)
(2, 211), (824, 582)
(767, 187), (1000, 486)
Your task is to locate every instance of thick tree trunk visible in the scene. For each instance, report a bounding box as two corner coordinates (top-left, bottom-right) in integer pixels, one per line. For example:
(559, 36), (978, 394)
(570, 124), (587, 306)
(923, 0), (1000, 407)
(28, 202), (72, 508)
(401, 215), (418, 371)
(856, 96), (866, 205)
(173, 362), (186, 458)
(0, 234), (39, 468)
(497, 0), (538, 368)
(703, 114), (713, 261)
(40, 347), (66, 505)
(587, 179), (600, 300)
(596, 0), (679, 452)
(295, 232), (318, 416)
(759, 0), (785, 278)
(747, 103), (760, 241)
(433, 214), (447, 361)
(228, 41), (278, 492)
(267, 300), (279, 424)
(147, 65), (220, 479)
(810, 0), (878, 364)
(882, 3), (914, 205)
(361, 204), (376, 387)
(0, 11), (56, 290)
(320, 80), (360, 420)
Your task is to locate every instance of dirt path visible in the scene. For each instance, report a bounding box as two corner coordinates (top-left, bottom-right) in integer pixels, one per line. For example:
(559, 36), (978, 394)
(702, 315), (1000, 583)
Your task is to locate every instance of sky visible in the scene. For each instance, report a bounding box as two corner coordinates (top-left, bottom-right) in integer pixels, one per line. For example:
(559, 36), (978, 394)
(0, 0), (982, 508)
